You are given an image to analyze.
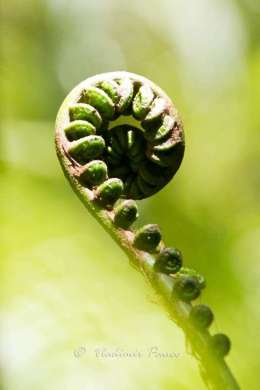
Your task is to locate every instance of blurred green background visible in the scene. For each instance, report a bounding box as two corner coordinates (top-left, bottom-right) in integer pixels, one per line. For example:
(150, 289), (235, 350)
(1, 1), (260, 389)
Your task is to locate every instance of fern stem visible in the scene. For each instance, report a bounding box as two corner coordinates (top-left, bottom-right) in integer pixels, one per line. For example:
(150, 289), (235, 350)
(55, 71), (240, 390)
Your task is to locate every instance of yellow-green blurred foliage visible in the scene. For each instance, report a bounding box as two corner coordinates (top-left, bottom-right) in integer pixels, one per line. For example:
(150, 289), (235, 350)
(1, 1), (260, 389)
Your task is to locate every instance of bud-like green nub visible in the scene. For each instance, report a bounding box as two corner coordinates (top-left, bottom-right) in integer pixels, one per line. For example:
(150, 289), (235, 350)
(154, 247), (182, 275)
(133, 224), (162, 252)
(172, 275), (201, 302)
(211, 334), (231, 357)
(117, 78), (134, 114)
(154, 115), (175, 141)
(68, 135), (105, 164)
(79, 160), (107, 187)
(143, 97), (167, 123)
(96, 178), (124, 207)
(64, 120), (96, 141)
(114, 200), (139, 229)
(83, 87), (115, 120)
(99, 80), (119, 104)
(190, 304), (214, 329)
(132, 85), (154, 120)
(69, 103), (102, 129)
(179, 267), (206, 290)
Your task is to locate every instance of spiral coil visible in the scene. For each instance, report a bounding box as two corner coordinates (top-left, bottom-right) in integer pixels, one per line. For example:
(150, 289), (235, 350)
(58, 71), (184, 200)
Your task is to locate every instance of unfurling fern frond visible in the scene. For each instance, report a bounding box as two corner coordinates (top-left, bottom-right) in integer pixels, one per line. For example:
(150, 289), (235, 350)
(55, 71), (240, 390)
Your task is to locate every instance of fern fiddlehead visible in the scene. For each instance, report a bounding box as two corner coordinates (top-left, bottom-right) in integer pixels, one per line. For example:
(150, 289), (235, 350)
(55, 71), (240, 389)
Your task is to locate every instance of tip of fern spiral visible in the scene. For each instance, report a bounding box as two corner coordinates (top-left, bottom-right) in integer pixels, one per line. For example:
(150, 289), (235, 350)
(56, 71), (185, 200)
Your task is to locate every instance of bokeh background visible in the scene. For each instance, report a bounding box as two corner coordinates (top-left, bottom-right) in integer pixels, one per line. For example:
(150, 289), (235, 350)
(1, 0), (260, 389)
